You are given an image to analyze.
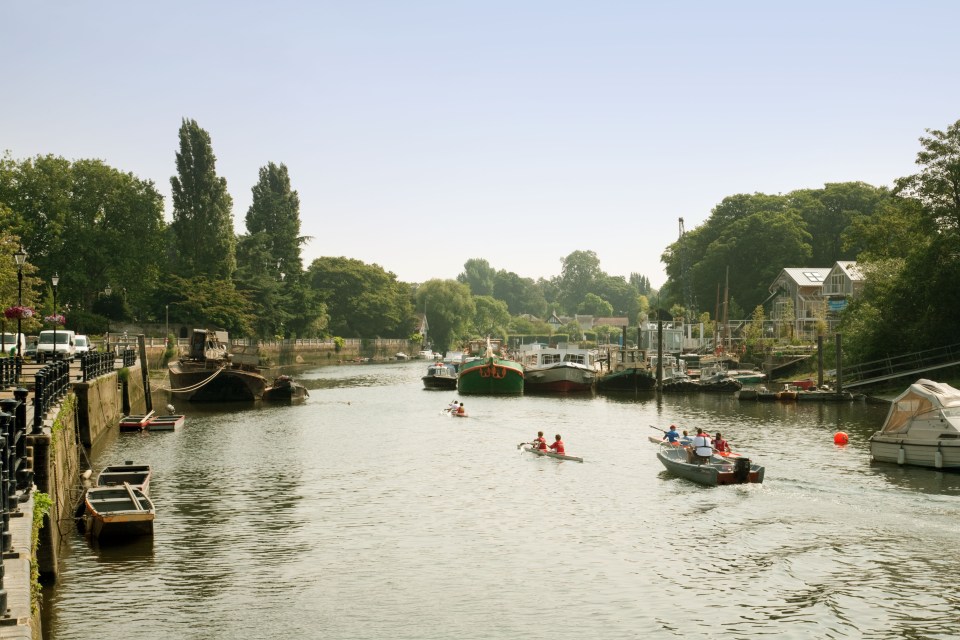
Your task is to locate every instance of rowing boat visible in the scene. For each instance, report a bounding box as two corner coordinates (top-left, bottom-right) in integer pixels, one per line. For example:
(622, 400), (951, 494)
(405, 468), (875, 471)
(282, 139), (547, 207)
(519, 443), (583, 463)
(655, 442), (763, 486)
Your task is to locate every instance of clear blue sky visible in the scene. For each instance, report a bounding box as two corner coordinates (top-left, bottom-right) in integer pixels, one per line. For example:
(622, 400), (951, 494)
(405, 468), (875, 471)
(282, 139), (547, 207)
(3, 1), (958, 288)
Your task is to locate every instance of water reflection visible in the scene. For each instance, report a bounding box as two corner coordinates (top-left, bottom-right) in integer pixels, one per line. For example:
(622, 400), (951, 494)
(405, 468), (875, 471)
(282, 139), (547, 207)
(42, 362), (960, 639)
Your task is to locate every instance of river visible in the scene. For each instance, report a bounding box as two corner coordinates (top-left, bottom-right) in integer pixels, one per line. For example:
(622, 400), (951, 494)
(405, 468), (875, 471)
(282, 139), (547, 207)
(41, 361), (960, 639)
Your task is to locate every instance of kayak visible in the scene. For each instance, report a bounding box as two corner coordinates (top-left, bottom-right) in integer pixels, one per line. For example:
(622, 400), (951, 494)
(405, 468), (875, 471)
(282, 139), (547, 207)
(520, 444), (583, 463)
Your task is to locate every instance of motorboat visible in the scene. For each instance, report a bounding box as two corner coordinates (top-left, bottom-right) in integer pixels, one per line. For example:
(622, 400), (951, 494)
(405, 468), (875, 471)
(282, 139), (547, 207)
(869, 379), (960, 469)
(422, 362), (458, 390)
(518, 343), (600, 393)
(655, 442), (763, 486)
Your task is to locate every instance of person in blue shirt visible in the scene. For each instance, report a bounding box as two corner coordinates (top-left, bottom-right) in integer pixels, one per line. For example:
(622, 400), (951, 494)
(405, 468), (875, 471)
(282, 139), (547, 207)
(663, 424), (681, 444)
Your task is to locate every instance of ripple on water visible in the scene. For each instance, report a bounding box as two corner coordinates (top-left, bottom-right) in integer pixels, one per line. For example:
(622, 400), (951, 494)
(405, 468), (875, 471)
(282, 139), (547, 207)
(43, 363), (960, 639)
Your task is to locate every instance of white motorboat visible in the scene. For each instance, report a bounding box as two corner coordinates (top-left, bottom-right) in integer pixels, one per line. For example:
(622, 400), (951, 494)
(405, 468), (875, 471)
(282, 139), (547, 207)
(869, 379), (960, 469)
(518, 343), (600, 393)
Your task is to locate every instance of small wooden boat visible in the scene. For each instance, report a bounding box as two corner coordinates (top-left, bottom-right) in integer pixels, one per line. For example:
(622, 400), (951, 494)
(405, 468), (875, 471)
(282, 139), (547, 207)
(96, 462), (152, 495)
(262, 375), (309, 402)
(83, 484), (156, 539)
(656, 443), (763, 486)
(119, 410), (155, 432)
(519, 444), (583, 463)
(148, 414), (185, 431)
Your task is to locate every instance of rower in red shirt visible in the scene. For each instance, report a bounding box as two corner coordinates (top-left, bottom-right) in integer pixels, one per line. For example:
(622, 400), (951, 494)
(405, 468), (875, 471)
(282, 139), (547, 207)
(533, 431), (548, 451)
(549, 434), (565, 455)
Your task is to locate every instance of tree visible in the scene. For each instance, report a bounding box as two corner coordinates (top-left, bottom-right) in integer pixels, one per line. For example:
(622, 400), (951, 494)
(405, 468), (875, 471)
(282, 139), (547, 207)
(244, 162), (305, 280)
(414, 279), (475, 351)
(471, 295), (511, 339)
(170, 118), (236, 279)
(558, 250), (602, 313)
(307, 257), (414, 338)
(493, 270), (547, 317)
(159, 274), (255, 336)
(577, 293), (613, 317)
(896, 119), (960, 234)
(457, 258), (496, 296)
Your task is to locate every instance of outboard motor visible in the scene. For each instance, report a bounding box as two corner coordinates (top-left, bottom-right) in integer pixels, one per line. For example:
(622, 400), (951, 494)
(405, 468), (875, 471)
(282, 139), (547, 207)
(734, 457), (751, 483)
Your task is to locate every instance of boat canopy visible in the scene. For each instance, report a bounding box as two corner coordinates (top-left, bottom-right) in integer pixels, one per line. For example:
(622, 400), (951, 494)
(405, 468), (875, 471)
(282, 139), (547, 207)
(879, 379), (960, 434)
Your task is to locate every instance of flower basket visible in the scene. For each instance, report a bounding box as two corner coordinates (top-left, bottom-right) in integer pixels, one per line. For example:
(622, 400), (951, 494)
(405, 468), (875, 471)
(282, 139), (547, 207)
(44, 314), (66, 326)
(3, 305), (35, 320)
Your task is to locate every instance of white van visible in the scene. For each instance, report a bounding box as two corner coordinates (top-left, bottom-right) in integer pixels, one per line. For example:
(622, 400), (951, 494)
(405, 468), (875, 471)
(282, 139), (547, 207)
(37, 329), (76, 363)
(74, 334), (91, 354)
(0, 333), (27, 357)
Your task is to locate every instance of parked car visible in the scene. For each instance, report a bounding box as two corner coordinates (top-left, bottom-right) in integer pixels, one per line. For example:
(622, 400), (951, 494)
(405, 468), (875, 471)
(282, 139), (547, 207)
(36, 329), (76, 363)
(74, 334), (91, 354)
(24, 336), (38, 360)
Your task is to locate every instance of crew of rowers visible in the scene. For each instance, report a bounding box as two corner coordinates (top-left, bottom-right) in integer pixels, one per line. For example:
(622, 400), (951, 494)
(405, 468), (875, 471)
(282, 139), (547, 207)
(529, 431), (565, 455)
(662, 425), (731, 460)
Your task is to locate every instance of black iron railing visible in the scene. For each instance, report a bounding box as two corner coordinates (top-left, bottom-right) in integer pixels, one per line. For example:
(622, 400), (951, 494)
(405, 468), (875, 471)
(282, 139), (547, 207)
(32, 360), (70, 434)
(80, 352), (116, 381)
(0, 389), (31, 619)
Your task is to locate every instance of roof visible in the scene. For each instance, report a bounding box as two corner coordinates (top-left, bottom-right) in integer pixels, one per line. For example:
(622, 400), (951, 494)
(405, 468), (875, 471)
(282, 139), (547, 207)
(779, 267), (832, 286)
(593, 317), (629, 327)
(833, 261), (864, 282)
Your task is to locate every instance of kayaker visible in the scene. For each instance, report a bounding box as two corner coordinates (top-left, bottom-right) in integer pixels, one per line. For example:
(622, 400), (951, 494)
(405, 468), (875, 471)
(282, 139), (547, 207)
(447, 398), (459, 412)
(714, 432), (730, 453)
(663, 425), (681, 444)
(549, 434), (565, 455)
(457, 403), (466, 416)
(691, 428), (713, 463)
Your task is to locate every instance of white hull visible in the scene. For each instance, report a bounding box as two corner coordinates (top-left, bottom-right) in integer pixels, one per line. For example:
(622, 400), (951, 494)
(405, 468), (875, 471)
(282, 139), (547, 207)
(870, 436), (960, 469)
(524, 362), (596, 392)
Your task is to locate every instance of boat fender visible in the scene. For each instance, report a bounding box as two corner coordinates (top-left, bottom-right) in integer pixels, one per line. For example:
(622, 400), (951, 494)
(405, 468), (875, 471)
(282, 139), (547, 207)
(935, 445), (943, 469)
(897, 446), (905, 465)
(733, 457), (751, 483)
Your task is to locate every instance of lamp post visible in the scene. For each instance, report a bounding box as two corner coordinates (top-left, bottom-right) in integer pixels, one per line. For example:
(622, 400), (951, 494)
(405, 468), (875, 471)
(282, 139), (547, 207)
(104, 284), (112, 337)
(51, 273), (59, 361)
(13, 246), (26, 372)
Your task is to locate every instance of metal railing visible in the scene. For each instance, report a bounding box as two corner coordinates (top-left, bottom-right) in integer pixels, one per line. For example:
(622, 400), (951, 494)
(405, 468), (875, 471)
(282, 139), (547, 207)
(0, 358), (20, 389)
(80, 352), (115, 382)
(0, 389), (30, 619)
(32, 360), (70, 433)
(840, 343), (960, 386)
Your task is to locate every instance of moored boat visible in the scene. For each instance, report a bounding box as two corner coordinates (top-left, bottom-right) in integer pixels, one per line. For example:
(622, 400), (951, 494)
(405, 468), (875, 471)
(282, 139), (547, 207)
(96, 462), (152, 495)
(869, 379), (960, 469)
(457, 339), (523, 395)
(518, 343), (599, 393)
(119, 411), (155, 432)
(656, 443), (763, 486)
(262, 375), (309, 402)
(596, 347), (656, 392)
(168, 329), (268, 402)
(519, 444), (583, 463)
(148, 414), (185, 431)
(422, 362), (458, 390)
(83, 484), (156, 539)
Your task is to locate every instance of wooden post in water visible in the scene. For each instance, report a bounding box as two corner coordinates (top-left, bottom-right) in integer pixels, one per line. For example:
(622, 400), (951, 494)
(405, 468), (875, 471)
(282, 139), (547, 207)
(138, 334), (152, 413)
(656, 317), (663, 390)
(835, 333), (843, 393)
(817, 335), (824, 388)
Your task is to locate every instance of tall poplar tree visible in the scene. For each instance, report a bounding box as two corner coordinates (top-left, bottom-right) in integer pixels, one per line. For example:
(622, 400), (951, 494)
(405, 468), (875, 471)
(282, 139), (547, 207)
(244, 162), (304, 280)
(170, 118), (236, 279)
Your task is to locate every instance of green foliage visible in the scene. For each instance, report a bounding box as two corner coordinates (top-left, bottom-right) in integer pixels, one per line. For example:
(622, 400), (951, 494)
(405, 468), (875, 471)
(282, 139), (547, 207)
(472, 295), (511, 339)
(308, 257), (414, 338)
(170, 118), (236, 279)
(117, 367), (130, 383)
(159, 274), (255, 336)
(578, 293), (613, 317)
(457, 258), (496, 296)
(558, 250), (602, 314)
(333, 336), (345, 352)
(415, 279), (475, 350)
(493, 269), (547, 317)
(31, 491), (53, 614)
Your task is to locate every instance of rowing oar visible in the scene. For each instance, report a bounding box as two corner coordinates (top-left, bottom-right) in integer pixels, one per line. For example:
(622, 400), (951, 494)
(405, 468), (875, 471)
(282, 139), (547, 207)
(649, 425), (666, 433)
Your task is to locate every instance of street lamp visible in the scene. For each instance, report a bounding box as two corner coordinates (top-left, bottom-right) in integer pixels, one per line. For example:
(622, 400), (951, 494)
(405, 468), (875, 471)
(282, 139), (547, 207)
(13, 245), (26, 375)
(104, 284), (112, 337)
(51, 273), (59, 361)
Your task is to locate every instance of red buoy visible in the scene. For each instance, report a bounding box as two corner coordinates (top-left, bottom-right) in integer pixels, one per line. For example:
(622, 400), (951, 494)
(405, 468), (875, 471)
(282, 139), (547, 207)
(834, 431), (849, 445)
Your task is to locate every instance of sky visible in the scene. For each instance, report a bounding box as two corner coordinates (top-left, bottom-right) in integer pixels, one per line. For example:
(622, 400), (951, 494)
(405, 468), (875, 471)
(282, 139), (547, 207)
(3, 1), (959, 289)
